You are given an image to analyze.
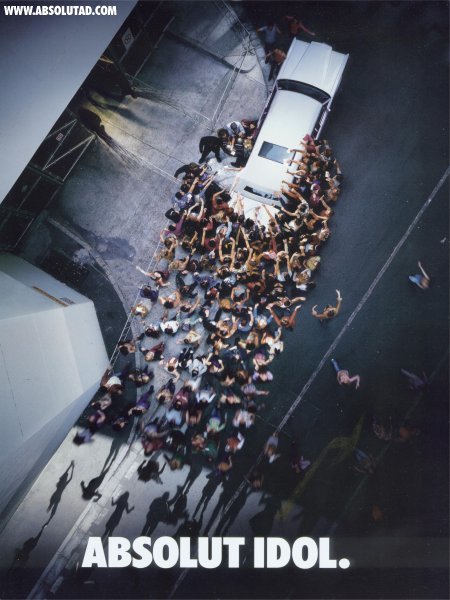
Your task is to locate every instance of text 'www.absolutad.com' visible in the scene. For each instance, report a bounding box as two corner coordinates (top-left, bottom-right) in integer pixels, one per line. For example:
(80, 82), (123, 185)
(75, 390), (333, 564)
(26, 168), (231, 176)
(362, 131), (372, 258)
(3, 4), (117, 16)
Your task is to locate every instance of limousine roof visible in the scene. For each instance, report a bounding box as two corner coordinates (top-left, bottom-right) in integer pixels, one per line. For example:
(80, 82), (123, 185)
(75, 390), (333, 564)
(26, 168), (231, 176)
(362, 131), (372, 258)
(234, 40), (348, 204)
(277, 40), (348, 98)
(236, 91), (322, 200)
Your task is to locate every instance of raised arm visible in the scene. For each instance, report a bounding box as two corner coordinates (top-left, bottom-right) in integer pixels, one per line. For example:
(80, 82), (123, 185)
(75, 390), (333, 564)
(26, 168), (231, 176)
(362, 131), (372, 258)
(288, 304), (302, 327)
(268, 305), (282, 328)
(184, 231), (198, 251)
(188, 177), (199, 194)
(229, 238), (237, 269)
(297, 20), (315, 36)
(187, 296), (201, 315)
(335, 289), (342, 314)
(218, 238), (226, 263)
(212, 188), (225, 203)
(308, 209), (328, 221)
(262, 204), (273, 220)
(311, 305), (323, 318)
(274, 256), (281, 278)
(244, 249), (254, 269)
(201, 176), (215, 195)
(241, 229), (251, 252)
(285, 158), (305, 167)
(281, 180), (299, 189)
(418, 261), (429, 279)
(136, 265), (152, 276)
(192, 200), (206, 221)
(201, 227), (207, 248)
(291, 295), (306, 306)
(348, 374), (360, 389)
(289, 252), (302, 268)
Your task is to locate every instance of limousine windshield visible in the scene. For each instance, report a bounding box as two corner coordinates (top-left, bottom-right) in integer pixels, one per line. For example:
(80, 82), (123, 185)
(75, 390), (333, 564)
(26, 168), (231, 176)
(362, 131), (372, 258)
(258, 141), (289, 165)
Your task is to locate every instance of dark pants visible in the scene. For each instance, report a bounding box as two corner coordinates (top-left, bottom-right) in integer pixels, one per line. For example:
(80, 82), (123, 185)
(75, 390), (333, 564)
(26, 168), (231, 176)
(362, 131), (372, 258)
(200, 147), (221, 163)
(232, 153), (247, 168)
(331, 359), (342, 373)
(199, 137), (222, 163)
(264, 42), (275, 56)
(269, 60), (282, 81)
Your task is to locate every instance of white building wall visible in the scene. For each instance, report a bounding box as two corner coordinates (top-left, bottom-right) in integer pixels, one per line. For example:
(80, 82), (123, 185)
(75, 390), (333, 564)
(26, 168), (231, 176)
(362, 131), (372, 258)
(0, 254), (108, 511)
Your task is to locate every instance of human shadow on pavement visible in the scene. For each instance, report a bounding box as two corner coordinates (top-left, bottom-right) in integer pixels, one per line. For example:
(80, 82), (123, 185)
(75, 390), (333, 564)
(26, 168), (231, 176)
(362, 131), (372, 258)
(166, 487), (189, 525)
(140, 491), (170, 536)
(80, 464), (111, 501)
(102, 491), (135, 540)
(179, 454), (204, 496)
(3, 521), (49, 599)
(9, 522), (48, 569)
(214, 485), (252, 535)
(137, 459), (165, 483)
(192, 471), (223, 520)
(249, 494), (282, 537)
(175, 516), (202, 538)
(203, 476), (237, 535)
(102, 435), (125, 473)
(45, 460), (75, 525)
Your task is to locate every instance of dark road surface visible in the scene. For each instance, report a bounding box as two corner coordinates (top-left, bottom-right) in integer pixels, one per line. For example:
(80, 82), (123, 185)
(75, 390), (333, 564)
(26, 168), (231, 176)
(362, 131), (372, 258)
(2, 2), (448, 600)
(167, 2), (449, 598)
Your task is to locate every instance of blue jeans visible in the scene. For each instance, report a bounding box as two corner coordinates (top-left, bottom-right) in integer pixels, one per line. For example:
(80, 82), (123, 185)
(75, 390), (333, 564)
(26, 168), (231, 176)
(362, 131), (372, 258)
(331, 359), (342, 373)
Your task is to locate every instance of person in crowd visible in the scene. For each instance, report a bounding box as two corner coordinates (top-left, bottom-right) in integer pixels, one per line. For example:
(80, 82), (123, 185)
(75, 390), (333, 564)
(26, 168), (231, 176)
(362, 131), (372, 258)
(199, 135), (222, 163)
(117, 339), (137, 356)
(136, 266), (170, 287)
(241, 118), (258, 140)
(266, 48), (286, 81)
(331, 359), (360, 389)
(284, 15), (316, 38)
(409, 261), (431, 290)
(264, 432), (281, 463)
(311, 289), (342, 321)
(140, 341), (165, 362)
(257, 21), (282, 54)
(226, 120), (246, 138)
(400, 368), (428, 391)
(174, 162), (203, 179)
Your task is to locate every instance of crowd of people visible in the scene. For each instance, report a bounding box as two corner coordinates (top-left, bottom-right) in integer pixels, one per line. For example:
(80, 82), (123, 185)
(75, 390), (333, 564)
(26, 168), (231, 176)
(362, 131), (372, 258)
(75, 122), (345, 485)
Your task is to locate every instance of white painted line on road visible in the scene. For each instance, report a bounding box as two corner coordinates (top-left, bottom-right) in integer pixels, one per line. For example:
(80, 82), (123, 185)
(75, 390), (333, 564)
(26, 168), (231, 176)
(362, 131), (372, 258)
(28, 498), (95, 599)
(31, 167), (450, 600)
(274, 165), (449, 433)
(168, 165), (449, 599)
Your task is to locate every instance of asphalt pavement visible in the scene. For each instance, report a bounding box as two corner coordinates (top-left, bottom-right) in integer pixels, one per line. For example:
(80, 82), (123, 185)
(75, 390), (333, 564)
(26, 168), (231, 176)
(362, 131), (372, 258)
(0, 2), (448, 600)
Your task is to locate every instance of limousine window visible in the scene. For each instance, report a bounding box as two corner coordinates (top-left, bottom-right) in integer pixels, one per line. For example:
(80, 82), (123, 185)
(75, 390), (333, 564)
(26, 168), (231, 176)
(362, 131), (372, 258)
(277, 79), (330, 104)
(258, 141), (290, 165)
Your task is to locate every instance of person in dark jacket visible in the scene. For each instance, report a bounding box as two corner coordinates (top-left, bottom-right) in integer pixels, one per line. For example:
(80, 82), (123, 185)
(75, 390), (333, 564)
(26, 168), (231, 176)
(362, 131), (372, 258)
(199, 136), (222, 163)
(231, 137), (247, 168)
(174, 162), (202, 179)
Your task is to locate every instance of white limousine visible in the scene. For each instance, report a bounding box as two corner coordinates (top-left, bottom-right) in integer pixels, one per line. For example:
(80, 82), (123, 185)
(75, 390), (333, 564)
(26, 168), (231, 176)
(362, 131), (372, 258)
(235, 40), (349, 207)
